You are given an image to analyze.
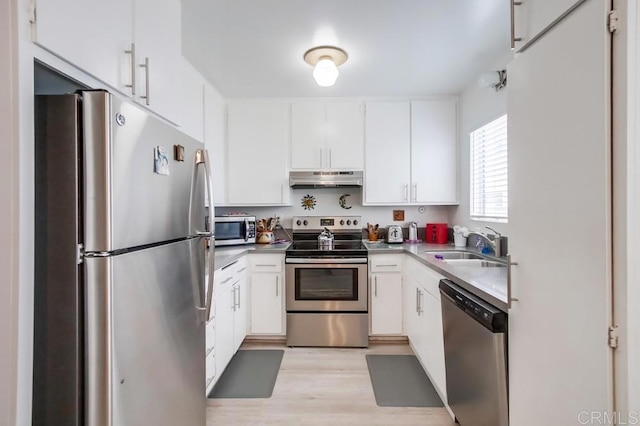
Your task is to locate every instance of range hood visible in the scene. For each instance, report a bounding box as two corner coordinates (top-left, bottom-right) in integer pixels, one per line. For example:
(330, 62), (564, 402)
(289, 171), (363, 188)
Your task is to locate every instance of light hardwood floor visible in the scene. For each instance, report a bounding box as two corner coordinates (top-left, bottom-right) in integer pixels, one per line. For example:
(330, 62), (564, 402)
(206, 342), (455, 425)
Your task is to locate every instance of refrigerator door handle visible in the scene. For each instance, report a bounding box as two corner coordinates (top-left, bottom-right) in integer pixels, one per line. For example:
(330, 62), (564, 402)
(190, 149), (216, 323)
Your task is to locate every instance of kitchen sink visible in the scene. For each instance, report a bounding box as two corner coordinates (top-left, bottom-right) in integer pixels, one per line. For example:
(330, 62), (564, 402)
(440, 259), (506, 268)
(425, 251), (486, 260)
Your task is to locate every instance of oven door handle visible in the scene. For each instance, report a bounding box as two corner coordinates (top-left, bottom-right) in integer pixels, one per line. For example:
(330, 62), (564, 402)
(285, 258), (368, 264)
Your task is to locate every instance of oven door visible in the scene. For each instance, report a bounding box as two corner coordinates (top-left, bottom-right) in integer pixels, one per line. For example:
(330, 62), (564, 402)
(285, 258), (368, 312)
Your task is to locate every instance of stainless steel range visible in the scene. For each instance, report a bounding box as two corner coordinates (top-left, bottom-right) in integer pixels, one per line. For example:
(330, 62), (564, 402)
(285, 215), (368, 347)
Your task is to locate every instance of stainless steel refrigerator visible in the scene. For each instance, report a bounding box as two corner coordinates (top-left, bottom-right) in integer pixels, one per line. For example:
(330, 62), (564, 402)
(33, 90), (214, 425)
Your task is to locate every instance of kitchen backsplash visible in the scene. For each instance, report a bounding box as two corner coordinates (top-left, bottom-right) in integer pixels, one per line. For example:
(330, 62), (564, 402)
(214, 188), (451, 230)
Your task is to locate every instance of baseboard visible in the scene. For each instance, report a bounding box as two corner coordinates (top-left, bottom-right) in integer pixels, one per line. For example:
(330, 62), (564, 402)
(244, 335), (287, 343)
(368, 336), (409, 344)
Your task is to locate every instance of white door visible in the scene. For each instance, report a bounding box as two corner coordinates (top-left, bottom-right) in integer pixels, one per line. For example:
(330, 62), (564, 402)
(326, 101), (364, 170)
(364, 102), (411, 204)
(34, 0), (133, 93)
(507, 0), (612, 424)
(291, 102), (325, 169)
(250, 273), (283, 334)
(370, 272), (403, 335)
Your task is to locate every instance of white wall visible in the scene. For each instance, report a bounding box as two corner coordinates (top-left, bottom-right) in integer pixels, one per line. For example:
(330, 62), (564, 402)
(216, 188), (449, 232)
(448, 51), (513, 235)
(0, 0), (19, 424)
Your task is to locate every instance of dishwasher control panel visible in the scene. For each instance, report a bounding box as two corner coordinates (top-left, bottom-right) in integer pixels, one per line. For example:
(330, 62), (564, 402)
(439, 279), (507, 332)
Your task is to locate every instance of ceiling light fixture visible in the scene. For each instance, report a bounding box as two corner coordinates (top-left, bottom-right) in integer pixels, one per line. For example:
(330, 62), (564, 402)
(303, 46), (348, 87)
(478, 70), (507, 91)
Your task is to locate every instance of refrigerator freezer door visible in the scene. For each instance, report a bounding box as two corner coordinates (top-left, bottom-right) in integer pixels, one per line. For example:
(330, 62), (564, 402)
(83, 91), (206, 253)
(85, 239), (206, 426)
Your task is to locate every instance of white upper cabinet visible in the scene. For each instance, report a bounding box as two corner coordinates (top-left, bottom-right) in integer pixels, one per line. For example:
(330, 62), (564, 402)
(364, 100), (457, 205)
(511, 0), (583, 51)
(410, 100), (457, 204)
(34, 0), (187, 127)
(133, 0), (183, 125)
(203, 83), (226, 206)
(33, 0), (134, 93)
(291, 101), (364, 170)
(364, 101), (412, 204)
(177, 60), (204, 142)
(226, 101), (291, 206)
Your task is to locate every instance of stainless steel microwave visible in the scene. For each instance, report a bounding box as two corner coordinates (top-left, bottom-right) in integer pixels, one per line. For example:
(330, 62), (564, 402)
(214, 215), (256, 246)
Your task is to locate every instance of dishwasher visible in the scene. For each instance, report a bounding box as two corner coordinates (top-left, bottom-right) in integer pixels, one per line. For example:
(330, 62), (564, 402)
(439, 279), (508, 426)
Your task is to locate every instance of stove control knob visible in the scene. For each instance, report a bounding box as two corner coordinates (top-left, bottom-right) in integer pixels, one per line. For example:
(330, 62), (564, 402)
(296, 220), (301, 226)
(353, 220), (358, 226)
(303, 220), (308, 226)
(346, 220), (352, 225)
(340, 220), (345, 225)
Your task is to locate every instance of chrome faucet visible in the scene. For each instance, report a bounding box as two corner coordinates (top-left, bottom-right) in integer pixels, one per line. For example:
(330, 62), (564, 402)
(468, 226), (502, 257)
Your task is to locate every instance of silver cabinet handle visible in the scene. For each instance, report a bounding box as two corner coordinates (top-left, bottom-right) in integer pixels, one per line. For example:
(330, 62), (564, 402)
(221, 276), (233, 284)
(139, 57), (150, 105)
(416, 287), (420, 314)
(275, 276), (279, 297)
(237, 267), (247, 273)
(374, 276), (378, 297)
(404, 184), (409, 202)
(510, 0), (523, 50)
(419, 290), (424, 315)
(124, 43), (136, 95)
(376, 264), (398, 268)
(256, 264), (277, 267)
(237, 285), (241, 310)
(281, 183), (284, 204)
(507, 254), (519, 308)
(231, 285), (236, 310)
(413, 183), (417, 202)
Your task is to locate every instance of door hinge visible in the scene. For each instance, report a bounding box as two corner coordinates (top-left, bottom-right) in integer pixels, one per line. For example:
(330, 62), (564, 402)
(608, 325), (619, 349)
(28, 1), (36, 24)
(608, 9), (619, 34)
(77, 244), (84, 265)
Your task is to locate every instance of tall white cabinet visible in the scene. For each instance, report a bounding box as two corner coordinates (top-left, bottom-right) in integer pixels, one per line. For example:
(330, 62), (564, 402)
(507, 0), (612, 424)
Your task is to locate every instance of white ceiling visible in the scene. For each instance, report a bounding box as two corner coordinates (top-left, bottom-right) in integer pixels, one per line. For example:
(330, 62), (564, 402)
(181, 0), (511, 98)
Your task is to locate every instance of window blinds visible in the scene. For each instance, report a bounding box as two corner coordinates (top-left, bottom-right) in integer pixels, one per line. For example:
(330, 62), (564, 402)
(470, 114), (508, 222)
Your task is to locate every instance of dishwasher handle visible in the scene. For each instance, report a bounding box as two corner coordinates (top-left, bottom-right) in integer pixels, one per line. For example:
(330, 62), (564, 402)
(439, 279), (507, 333)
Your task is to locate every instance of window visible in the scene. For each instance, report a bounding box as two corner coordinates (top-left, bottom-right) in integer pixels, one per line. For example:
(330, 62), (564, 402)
(470, 114), (508, 222)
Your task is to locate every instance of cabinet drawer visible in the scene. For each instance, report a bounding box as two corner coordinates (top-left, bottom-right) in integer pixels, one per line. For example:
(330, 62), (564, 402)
(248, 254), (283, 272)
(369, 254), (403, 272)
(229, 256), (248, 275)
(205, 320), (215, 355)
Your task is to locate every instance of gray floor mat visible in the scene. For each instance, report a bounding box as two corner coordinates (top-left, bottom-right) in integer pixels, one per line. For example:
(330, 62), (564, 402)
(208, 350), (284, 399)
(366, 354), (444, 407)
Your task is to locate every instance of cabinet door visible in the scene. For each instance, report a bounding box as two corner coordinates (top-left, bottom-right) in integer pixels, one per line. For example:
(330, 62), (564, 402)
(507, 1), (612, 424)
(514, 0), (584, 50)
(250, 273), (284, 335)
(214, 279), (234, 377)
(133, 0), (183, 125)
(326, 101), (364, 170)
(232, 276), (248, 351)
(403, 274), (422, 348)
(364, 102), (411, 204)
(177, 60), (204, 142)
(370, 273), (403, 335)
(204, 83), (226, 205)
(421, 288), (447, 399)
(411, 100), (458, 204)
(291, 102), (325, 169)
(34, 0), (134, 93)
(227, 102), (290, 205)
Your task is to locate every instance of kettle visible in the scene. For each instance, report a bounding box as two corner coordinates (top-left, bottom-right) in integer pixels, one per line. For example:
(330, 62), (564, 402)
(318, 227), (334, 250)
(387, 225), (403, 244)
(408, 222), (418, 241)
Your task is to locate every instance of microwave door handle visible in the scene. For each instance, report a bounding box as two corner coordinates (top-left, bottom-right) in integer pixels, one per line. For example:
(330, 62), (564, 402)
(244, 218), (249, 242)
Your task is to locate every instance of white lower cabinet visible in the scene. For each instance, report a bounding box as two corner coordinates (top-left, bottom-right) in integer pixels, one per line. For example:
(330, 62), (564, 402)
(248, 253), (285, 335)
(369, 254), (404, 335)
(403, 256), (447, 402)
(212, 256), (247, 388)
